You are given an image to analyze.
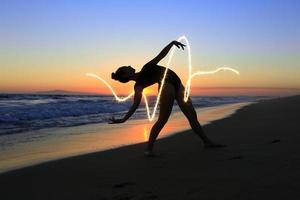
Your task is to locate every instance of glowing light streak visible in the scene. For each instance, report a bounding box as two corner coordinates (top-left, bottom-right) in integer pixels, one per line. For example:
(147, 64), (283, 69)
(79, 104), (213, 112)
(186, 67), (240, 102)
(86, 73), (134, 102)
(86, 36), (240, 121)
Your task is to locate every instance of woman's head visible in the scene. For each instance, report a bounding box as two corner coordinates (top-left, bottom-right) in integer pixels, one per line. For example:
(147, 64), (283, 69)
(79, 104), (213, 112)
(111, 66), (136, 83)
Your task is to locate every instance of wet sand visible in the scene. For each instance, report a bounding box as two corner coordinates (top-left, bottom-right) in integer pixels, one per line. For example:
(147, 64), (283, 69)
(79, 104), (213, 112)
(1, 95), (300, 200)
(0, 102), (249, 173)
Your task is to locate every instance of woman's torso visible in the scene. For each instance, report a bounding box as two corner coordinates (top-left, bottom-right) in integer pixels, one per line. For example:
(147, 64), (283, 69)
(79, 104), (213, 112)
(134, 63), (182, 91)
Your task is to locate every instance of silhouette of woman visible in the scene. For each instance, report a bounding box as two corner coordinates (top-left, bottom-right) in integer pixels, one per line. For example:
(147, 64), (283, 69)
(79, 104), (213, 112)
(110, 40), (225, 156)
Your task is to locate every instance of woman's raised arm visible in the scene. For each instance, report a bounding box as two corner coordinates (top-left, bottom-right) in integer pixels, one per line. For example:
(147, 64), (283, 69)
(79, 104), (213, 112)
(147, 40), (185, 65)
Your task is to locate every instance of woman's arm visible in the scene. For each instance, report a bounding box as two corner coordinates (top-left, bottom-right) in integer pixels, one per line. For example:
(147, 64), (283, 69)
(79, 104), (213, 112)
(109, 86), (143, 124)
(147, 40), (185, 65)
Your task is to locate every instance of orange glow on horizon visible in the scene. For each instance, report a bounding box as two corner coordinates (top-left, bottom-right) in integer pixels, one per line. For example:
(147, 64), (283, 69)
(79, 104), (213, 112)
(2, 85), (299, 97)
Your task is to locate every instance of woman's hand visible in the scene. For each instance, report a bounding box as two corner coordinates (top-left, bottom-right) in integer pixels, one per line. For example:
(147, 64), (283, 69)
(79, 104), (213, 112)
(108, 116), (125, 124)
(147, 40), (186, 65)
(172, 41), (186, 50)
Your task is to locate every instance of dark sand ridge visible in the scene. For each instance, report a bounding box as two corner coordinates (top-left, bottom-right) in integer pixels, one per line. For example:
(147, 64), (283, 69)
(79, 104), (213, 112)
(0, 95), (300, 200)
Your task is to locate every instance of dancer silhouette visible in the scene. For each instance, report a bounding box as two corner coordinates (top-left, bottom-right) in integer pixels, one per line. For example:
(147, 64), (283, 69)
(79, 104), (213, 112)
(110, 40), (225, 156)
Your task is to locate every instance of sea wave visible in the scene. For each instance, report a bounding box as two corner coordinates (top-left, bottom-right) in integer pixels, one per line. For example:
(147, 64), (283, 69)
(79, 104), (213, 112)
(0, 94), (264, 135)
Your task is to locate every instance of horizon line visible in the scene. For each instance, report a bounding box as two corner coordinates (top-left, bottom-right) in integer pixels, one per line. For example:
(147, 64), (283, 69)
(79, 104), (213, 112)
(1, 86), (300, 94)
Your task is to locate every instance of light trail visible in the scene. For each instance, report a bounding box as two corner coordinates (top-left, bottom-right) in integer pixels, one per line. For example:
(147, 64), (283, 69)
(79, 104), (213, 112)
(86, 35), (240, 121)
(86, 73), (134, 102)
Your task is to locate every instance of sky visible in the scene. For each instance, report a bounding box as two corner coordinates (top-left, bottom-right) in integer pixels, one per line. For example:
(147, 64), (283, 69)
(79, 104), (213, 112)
(0, 0), (299, 96)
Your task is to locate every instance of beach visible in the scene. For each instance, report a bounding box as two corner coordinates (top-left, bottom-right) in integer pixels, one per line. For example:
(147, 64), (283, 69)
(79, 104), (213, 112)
(1, 95), (300, 200)
(0, 100), (252, 173)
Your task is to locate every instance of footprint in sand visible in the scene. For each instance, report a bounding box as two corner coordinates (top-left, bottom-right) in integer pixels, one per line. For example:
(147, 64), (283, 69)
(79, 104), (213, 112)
(113, 181), (136, 188)
(271, 139), (281, 144)
(229, 156), (243, 160)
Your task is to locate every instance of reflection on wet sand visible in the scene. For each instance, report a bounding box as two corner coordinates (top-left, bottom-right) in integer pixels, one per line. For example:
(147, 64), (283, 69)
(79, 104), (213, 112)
(0, 102), (250, 173)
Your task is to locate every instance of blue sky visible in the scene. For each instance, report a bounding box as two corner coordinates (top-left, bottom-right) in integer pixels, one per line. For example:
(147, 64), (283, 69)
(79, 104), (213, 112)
(0, 0), (299, 93)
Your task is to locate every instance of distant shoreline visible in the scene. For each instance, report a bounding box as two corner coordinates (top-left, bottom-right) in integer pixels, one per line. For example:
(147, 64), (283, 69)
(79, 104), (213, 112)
(1, 87), (299, 96)
(0, 91), (276, 97)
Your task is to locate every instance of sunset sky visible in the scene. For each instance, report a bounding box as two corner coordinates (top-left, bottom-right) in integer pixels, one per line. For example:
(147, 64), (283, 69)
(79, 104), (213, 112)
(1, 0), (299, 96)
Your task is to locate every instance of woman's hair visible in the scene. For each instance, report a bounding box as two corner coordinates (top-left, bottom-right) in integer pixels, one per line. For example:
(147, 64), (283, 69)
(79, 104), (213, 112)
(111, 66), (131, 83)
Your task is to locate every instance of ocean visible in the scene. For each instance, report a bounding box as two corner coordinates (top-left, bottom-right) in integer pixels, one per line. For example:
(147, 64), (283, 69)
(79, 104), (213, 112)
(0, 94), (263, 136)
(0, 94), (270, 172)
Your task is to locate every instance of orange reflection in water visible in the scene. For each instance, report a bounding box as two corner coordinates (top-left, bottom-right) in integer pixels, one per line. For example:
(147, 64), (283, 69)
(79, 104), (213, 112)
(0, 102), (250, 173)
(143, 126), (149, 142)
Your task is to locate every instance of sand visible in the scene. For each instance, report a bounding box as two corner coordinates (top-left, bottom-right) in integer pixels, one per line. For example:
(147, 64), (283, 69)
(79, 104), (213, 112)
(1, 95), (300, 200)
(0, 102), (249, 173)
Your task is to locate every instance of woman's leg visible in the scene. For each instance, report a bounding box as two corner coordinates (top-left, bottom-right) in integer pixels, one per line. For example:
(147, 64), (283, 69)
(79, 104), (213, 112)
(146, 83), (175, 154)
(176, 85), (225, 147)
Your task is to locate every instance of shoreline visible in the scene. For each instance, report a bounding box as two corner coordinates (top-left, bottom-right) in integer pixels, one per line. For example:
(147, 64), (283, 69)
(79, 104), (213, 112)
(0, 102), (251, 174)
(1, 95), (300, 199)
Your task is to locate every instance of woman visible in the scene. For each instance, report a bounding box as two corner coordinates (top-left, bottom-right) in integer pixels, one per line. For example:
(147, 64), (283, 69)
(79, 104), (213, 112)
(110, 40), (225, 156)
